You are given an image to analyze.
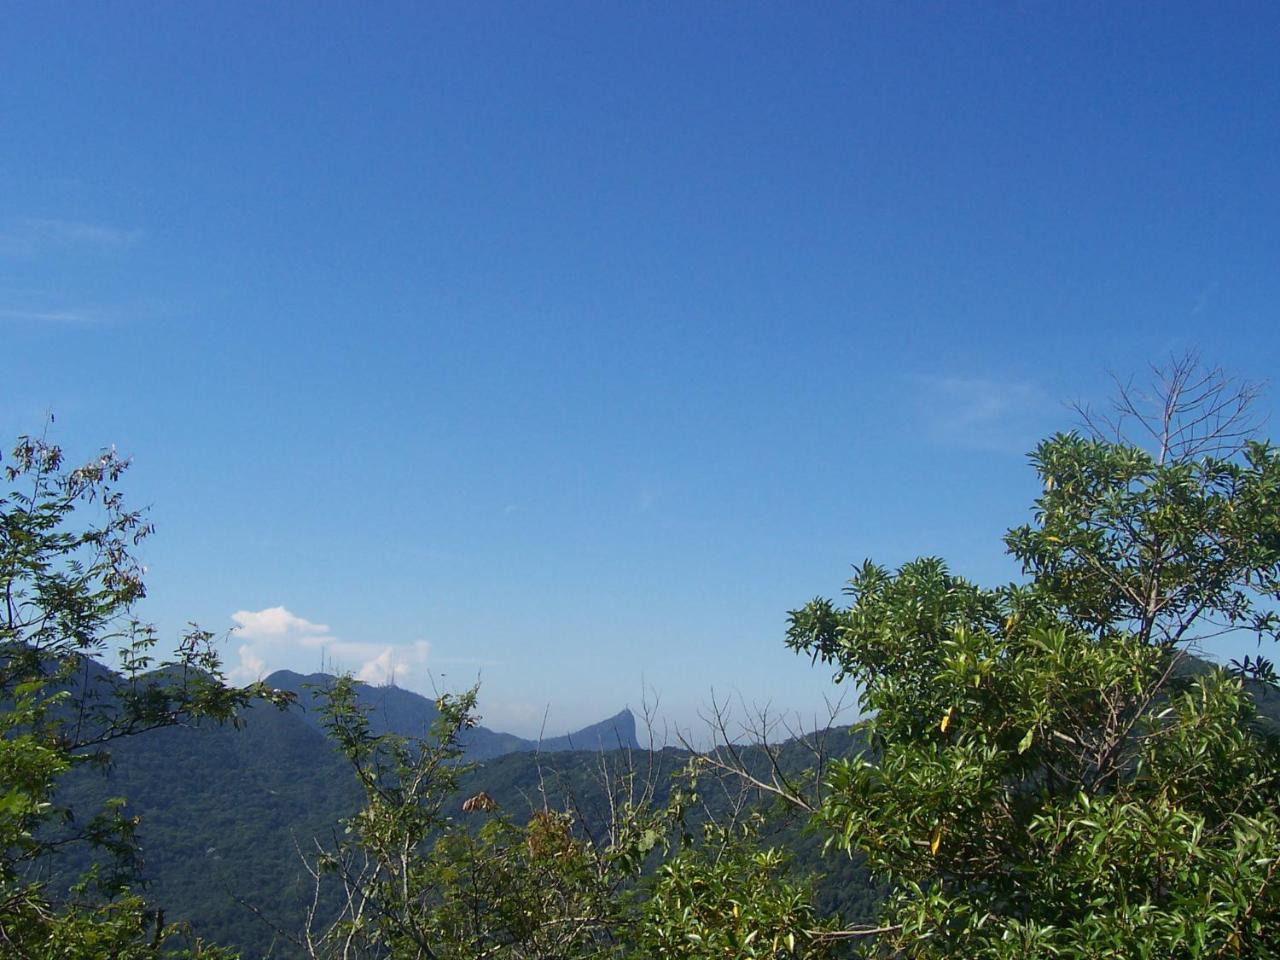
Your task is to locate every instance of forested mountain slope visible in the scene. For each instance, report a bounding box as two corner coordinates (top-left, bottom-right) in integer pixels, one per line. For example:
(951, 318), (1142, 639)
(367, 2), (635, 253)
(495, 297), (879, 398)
(48, 655), (1276, 958)
(52, 674), (877, 958)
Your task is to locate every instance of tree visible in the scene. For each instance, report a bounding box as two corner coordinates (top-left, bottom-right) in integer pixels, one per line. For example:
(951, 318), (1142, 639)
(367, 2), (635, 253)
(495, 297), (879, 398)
(302, 675), (843, 959)
(0, 434), (290, 958)
(637, 818), (841, 959)
(787, 358), (1280, 956)
(303, 674), (661, 959)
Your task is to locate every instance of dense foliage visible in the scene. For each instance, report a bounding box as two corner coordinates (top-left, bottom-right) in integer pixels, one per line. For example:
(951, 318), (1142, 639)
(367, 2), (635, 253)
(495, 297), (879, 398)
(300, 675), (842, 959)
(789, 369), (1280, 956)
(0, 437), (289, 958)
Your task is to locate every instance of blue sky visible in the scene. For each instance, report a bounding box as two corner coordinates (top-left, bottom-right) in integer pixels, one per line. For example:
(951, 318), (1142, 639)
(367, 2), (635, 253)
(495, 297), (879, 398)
(3, 3), (1278, 737)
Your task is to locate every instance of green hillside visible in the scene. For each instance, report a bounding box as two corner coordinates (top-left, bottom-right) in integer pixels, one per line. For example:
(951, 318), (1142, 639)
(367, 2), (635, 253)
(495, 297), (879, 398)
(51, 672), (878, 958)
(47, 645), (1278, 958)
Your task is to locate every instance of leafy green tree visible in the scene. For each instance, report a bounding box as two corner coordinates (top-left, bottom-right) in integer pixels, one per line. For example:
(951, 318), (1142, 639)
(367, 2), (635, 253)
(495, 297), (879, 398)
(0, 434), (289, 958)
(305, 675), (650, 959)
(788, 360), (1280, 957)
(638, 818), (841, 959)
(306, 675), (843, 959)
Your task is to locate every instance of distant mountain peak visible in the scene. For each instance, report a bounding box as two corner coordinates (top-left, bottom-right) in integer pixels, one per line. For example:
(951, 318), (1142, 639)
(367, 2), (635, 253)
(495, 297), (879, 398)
(261, 669), (640, 759)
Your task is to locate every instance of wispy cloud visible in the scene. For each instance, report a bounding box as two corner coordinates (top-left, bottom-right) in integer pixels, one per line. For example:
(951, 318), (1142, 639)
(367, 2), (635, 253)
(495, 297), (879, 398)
(229, 605), (432, 687)
(913, 376), (1054, 453)
(0, 217), (142, 255)
(433, 655), (503, 669)
(1190, 281), (1220, 317)
(0, 307), (99, 324)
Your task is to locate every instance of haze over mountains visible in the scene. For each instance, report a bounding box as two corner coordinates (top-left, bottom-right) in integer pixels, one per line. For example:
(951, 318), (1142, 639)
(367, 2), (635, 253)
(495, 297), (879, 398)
(264, 669), (640, 758)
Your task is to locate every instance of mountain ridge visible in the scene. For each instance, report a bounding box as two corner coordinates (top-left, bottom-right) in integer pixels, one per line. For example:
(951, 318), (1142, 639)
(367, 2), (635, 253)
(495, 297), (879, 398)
(263, 668), (640, 759)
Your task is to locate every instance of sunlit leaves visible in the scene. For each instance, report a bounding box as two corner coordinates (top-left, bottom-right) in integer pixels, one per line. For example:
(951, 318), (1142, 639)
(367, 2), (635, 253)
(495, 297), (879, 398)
(0, 437), (290, 958)
(790, 426), (1280, 956)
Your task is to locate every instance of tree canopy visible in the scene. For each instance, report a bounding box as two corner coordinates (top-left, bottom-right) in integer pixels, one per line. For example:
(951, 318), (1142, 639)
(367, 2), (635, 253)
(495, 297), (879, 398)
(788, 360), (1280, 956)
(0, 435), (290, 958)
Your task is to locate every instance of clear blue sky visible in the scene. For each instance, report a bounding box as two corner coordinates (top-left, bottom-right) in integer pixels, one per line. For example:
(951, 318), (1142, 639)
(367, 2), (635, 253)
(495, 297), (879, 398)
(3, 3), (1278, 737)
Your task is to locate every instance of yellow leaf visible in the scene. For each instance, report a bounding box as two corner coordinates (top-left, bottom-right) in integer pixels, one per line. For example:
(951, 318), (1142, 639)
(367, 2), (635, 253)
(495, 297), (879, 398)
(939, 707), (953, 733)
(930, 824), (942, 855)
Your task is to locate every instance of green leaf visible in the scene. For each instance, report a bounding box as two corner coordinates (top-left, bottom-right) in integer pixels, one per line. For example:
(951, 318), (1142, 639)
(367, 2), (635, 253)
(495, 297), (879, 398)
(1017, 727), (1035, 754)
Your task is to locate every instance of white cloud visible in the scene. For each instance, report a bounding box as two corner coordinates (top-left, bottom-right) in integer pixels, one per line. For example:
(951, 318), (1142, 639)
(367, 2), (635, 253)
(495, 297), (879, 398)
(914, 376), (1054, 453)
(236, 644), (266, 679)
(355, 641), (431, 686)
(229, 606), (432, 689)
(232, 605), (330, 642)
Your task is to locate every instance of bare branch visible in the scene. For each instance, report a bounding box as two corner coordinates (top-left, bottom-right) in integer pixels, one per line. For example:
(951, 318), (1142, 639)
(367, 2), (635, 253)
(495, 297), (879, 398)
(1076, 351), (1266, 464)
